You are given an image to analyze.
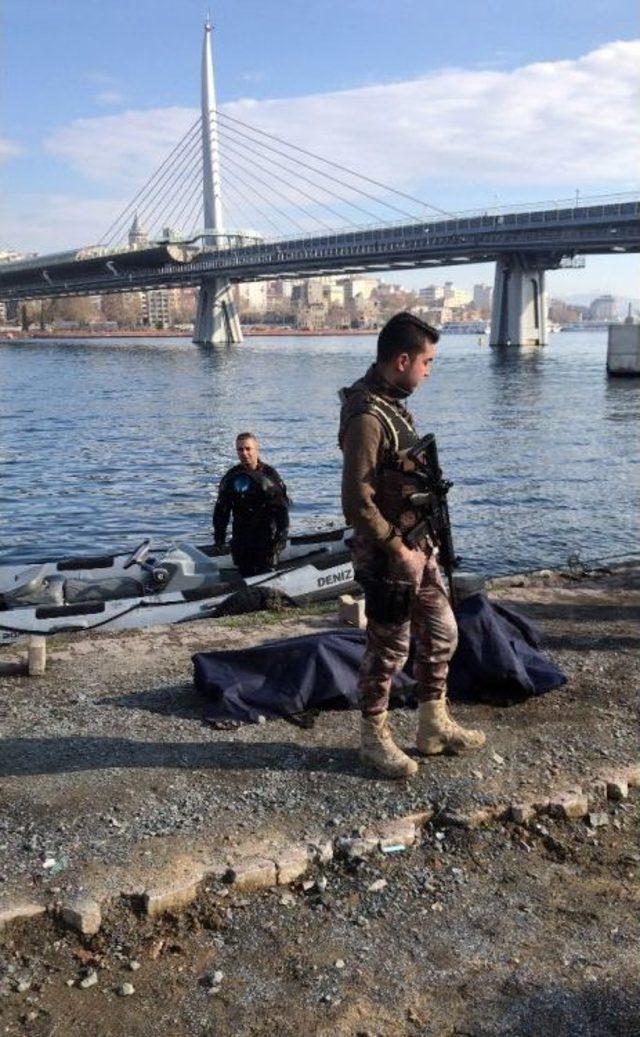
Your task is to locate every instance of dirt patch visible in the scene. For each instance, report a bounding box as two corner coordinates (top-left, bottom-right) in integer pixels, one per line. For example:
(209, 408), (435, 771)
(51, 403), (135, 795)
(0, 562), (638, 1034)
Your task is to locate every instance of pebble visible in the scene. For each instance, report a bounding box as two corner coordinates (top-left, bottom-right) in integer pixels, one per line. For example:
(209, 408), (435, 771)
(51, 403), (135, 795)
(117, 982), (135, 996)
(129, 961), (141, 972)
(334, 959), (345, 969)
(79, 971), (98, 989)
(367, 879), (388, 893)
(587, 812), (609, 829)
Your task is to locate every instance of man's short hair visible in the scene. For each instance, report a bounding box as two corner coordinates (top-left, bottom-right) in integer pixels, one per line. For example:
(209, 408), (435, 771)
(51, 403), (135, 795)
(377, 311), (439, 363)
(236, 431), (257, 443)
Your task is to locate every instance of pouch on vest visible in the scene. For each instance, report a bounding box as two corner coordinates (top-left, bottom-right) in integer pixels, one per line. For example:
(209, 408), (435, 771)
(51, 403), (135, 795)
(360, 576), (415, 625)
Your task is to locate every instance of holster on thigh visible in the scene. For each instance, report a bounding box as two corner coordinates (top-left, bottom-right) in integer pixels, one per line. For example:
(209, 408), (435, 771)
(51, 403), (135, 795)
(358, 574), (415, 625)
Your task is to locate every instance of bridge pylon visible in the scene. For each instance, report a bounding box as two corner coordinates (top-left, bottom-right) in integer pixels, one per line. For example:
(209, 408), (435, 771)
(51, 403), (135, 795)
(490, 253), (548, 347)
(193, 18), (242, 347)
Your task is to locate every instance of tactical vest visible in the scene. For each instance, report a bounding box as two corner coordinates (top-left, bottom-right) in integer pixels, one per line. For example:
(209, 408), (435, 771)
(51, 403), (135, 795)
(340, 377), (429, 537)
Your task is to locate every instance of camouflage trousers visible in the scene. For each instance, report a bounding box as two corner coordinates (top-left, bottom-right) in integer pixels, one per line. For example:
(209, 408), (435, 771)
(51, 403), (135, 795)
(351, 537), (458, 716)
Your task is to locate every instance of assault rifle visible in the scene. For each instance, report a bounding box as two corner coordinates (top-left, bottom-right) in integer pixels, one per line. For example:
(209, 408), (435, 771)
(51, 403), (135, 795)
(400, 433), (459, 604)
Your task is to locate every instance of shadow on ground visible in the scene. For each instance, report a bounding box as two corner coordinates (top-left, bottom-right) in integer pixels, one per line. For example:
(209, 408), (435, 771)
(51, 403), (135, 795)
(0, 736), (366, 779)
(471, 978), (640, 1037)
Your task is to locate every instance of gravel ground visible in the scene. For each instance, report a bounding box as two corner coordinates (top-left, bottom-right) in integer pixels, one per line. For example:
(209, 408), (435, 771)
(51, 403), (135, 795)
(0, 561), (638, 1035)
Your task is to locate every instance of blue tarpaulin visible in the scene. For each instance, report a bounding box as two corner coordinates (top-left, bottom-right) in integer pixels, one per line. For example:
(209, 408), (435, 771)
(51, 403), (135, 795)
(193, 593), (566, 723)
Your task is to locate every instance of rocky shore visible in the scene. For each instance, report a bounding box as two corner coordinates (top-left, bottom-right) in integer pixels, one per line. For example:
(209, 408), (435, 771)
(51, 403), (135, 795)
(0, 561), (638, 1035)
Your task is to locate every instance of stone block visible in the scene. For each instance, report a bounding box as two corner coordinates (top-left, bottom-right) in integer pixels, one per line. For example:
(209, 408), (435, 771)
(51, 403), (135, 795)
(226, 857), (277, 892)
(403, 808), (435, 828)
(308, 837), (334, 865)
(275, 844), (311, 885)
(510, 802), (535, 825)
(144, 877), (201, 917)
(441, 805), (503, 830)
(587, 812), (609, 829)
(548, 790), (589, 820)
(366, 818), (416, 849)
(337, 595), (366, 629)
(27, 636), (47, 676)
(334, 835), (378, 860)
(623, 764), (640, 788)
(59, 896), (102, 935)
(0, 900), (46, 930)
(606, 777), (629, 801)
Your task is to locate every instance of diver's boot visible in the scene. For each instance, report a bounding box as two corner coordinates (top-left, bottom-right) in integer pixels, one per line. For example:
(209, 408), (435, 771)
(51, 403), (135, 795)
(360, 712), (418, 779)
(416, 697), (486, 756)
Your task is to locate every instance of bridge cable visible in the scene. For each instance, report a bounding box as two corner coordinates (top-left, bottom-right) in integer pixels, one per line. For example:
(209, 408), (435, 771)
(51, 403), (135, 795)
(211, 125), (364, 233)
(216, 174), (292, 239)
(121, 131), (207, 244)
(99, 116), (202, 245)
(221, 174), (298, 238)
(149, 145), (204, 233)
(215, 123), (388, 228)
(215, 117), (415, 224)
(215, 133), (362, 231)
(102, 128), (202, 247)
(105, 129), (203, 246)
(209, 142), (326, 234)
(153, 169), (202, 242)
(216, 157), (312, 235)
(214, 108), (454, 218)
(168, 160), (207, 235)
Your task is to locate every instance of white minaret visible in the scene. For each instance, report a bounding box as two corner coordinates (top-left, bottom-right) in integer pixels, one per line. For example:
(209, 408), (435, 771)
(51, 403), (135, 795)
(201, 17), (224, 243)
(193, 17), (242, 346)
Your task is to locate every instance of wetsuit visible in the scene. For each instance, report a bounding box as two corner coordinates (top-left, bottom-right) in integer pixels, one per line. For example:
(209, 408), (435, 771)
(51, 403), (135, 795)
(213, 462), (289, 577)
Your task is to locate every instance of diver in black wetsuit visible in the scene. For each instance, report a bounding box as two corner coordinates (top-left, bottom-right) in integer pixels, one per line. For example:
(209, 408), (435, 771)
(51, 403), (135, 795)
(213, 432), (290, 577)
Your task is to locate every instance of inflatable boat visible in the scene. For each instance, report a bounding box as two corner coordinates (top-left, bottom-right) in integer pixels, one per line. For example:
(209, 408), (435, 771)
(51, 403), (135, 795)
(0, 528), (357, 642)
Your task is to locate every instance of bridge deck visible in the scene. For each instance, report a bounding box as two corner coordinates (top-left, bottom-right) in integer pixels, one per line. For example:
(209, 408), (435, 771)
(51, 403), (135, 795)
(1, 200), (638, 301)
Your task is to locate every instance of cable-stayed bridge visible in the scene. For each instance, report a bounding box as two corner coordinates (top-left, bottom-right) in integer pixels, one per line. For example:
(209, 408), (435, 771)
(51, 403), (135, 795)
(1, 21), (639, 347)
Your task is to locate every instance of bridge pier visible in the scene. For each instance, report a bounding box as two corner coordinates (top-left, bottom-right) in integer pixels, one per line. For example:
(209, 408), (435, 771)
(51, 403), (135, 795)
(193, 276), (242, 346)
(490, 253), (548, 347)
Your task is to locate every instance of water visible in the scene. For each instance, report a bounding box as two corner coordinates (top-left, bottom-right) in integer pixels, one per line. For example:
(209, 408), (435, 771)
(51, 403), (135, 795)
(0, 332), (637, 574)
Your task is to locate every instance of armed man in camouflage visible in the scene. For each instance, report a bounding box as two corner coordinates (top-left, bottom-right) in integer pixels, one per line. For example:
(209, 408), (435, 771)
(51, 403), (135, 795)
(339, 312), (486, 778)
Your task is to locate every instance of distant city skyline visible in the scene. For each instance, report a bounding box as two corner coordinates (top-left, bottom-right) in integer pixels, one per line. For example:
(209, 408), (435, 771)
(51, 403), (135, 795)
(1, 0), (638, 294)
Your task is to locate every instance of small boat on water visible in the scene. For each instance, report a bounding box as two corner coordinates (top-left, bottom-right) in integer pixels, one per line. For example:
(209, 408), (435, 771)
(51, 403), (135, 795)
(439, 321), (489, 335)
(0, 529), (357, 642)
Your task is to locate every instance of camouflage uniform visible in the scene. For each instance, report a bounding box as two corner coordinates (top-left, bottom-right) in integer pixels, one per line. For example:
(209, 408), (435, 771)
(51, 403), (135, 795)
(339, 365), (458, 716)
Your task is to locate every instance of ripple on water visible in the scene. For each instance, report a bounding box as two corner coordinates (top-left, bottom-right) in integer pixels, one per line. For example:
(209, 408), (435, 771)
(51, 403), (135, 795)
(0, 332), (638, 572)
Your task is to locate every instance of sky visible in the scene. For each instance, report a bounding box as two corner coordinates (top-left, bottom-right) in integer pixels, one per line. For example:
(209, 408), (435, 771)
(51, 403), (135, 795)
(1, 0), (638, 298)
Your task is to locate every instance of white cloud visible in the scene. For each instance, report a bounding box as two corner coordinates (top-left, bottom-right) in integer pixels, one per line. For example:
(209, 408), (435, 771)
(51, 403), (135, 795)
(1, 194), (130, 253)
(0, 137), (22, 164)
(5, 39), (635, 255)
(221, 39), (640, 189)
(44, 107), (197, 186)
(42, 40), (639, 201)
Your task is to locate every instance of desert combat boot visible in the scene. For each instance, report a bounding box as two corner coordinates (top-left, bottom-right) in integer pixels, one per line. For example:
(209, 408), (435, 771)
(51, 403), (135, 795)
(360, 712), (419, 779)
(416, 698), (486, 756)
